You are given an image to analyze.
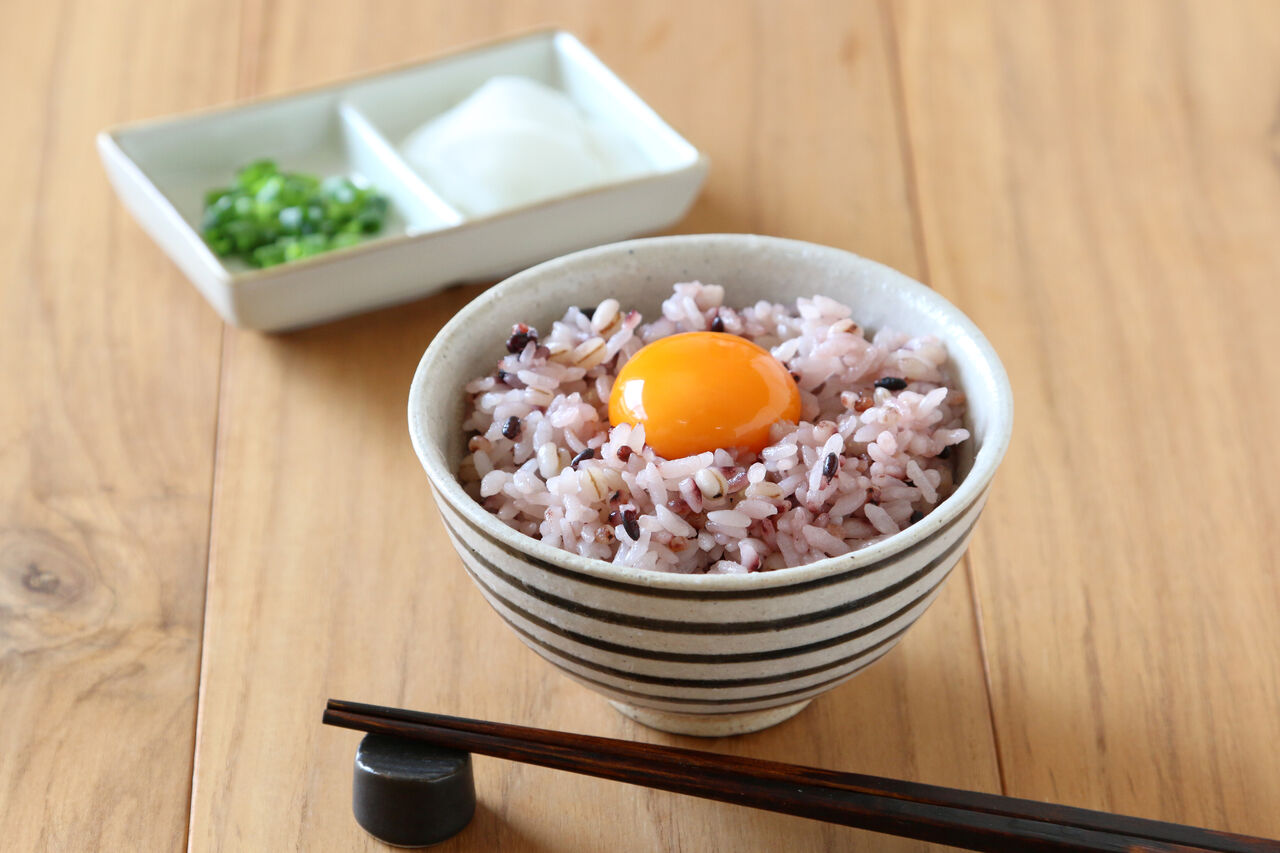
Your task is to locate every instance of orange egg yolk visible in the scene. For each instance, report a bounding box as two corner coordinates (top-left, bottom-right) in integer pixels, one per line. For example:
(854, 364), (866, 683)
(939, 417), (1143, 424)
(608, 331), (802, 459)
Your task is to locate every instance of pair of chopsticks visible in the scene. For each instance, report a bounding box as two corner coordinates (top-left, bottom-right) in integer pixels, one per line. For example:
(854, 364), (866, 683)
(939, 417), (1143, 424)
(323, 699), (1278, 852)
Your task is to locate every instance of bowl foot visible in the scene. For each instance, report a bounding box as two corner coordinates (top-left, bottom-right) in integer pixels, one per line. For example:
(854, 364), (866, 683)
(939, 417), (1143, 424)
(607, 700), (812, 737)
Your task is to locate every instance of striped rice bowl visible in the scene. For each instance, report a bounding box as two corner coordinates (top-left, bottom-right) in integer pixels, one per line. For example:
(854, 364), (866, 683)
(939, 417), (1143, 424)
(459, 282), (969, 574)
(410, 234), (1012, 734)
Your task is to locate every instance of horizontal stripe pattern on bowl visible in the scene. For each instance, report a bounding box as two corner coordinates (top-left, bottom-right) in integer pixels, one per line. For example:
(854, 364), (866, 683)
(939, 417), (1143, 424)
(432, 485), (986, 715)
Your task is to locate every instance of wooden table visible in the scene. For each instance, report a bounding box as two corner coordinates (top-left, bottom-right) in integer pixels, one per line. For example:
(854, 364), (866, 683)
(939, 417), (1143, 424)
(4, 1), (1279, 849)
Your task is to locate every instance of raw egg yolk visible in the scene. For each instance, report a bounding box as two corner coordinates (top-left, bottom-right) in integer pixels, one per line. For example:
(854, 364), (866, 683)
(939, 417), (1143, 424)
(608, 331), (802, 459)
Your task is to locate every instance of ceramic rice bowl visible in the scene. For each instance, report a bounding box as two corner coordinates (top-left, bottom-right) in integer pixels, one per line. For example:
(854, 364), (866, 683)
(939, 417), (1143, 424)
(408, 234), (1013, 736)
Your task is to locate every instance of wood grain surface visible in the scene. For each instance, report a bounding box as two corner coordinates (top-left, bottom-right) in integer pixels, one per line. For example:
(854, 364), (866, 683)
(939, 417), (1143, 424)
(1, 0), (1277, 851)
(0, 0), (233, 850)
(895, 0), (1280, 838)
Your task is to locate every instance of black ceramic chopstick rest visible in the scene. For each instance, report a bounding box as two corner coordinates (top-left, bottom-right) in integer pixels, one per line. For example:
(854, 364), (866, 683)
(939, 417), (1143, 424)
(352, 733), (476, 846)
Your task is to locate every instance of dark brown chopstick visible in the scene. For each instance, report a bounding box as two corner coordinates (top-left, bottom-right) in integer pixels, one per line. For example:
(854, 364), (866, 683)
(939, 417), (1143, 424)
(323, 699), (1279, 853)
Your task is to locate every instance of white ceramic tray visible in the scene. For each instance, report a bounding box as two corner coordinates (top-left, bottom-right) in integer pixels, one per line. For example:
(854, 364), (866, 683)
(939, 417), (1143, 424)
(97, 30), (708, 331)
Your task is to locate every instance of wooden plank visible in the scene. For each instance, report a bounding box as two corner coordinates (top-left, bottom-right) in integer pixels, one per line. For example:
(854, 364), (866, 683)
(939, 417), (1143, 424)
(893, 0), (1280, 836)
(187, 1), (999, 849)
(0, 0), (235, 849)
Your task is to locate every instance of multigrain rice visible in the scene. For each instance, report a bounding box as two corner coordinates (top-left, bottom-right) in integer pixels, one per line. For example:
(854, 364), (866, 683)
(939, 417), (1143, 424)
(459, 283), (970, 574)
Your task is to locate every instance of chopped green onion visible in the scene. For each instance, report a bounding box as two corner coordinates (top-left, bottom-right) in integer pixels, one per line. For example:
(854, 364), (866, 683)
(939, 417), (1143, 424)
(201, 159), (389, 267)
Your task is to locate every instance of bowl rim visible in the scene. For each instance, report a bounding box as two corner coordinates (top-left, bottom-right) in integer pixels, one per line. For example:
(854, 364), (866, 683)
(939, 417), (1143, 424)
(409, 233), (1013, 591)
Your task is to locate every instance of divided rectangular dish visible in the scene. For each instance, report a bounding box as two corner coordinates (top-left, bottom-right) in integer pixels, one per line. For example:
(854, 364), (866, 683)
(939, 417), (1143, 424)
(98, 30), (708, 331)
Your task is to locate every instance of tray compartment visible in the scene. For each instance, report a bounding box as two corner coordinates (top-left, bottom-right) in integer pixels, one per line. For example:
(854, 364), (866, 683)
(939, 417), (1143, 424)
(342, 31), (700, 219)
(112, 92), (458, 270)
